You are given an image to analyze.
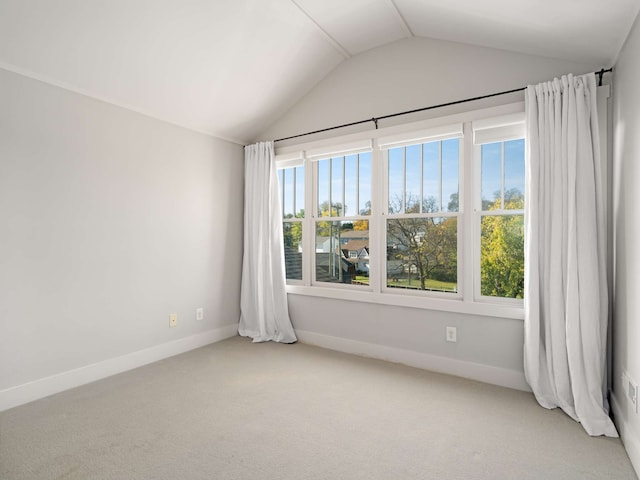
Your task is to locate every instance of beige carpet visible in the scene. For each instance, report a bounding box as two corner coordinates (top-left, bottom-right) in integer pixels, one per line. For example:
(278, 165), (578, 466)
(0, 336), (636, 479)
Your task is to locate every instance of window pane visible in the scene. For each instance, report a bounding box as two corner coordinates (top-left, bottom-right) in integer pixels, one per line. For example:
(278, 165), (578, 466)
(295, 165), (305, 217)
(405, 144), (421, 213)
(316, 220), (369, 284)
(317, 159), (330, 217)
(480, 214), (524, 298)
(481, 142), (502, 210)
(282, 168), (294, 218)
(359, 152), (372, 215)
(504, 139), (525, 210)
(283, 221), (303, 280)
(331, 156), (343, 216)
(344, 154), (357, 217)
(386, 217), (457, 293)
(442, 138), (459, 212)
(422, 142), (439, 213)
(278, 169), (284, 215)
(388, 147), (404, 213)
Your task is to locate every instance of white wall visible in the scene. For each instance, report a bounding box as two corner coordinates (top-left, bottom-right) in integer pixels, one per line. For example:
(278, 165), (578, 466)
(0, 68), (244, 408)
(259, 37), (601, 144)
(258, 37), (602, 390)
(612, 11), (640, 474)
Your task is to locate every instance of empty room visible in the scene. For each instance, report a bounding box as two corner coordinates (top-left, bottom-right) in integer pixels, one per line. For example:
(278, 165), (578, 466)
(2, 0), (640, 478)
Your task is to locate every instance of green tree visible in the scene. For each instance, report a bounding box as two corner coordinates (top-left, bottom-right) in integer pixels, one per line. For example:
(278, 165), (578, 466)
(480, 189), (524, 298)
(353, 200), (371, 231)
(387, 194), (457, 291)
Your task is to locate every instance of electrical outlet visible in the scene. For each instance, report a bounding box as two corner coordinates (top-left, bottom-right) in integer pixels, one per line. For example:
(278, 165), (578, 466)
(629, 377), (638, 414)
(169, 313), (177, 328)
(622, 372), (638, 414)
(196, 308), (204, 321)
(446, 326), (457, 343)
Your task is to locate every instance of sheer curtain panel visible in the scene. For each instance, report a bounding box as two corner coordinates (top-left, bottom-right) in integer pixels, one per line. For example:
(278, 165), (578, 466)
(239, 142), (297, 343)
(524, 73), (616, 436)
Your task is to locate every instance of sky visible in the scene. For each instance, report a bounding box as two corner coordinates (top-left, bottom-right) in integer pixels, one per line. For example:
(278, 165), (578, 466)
(481, 139), (525, 208)
(279, 137), (525, 218)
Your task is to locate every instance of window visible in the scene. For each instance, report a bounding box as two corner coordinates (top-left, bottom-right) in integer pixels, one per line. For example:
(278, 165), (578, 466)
(473, 113), (525, 301)
(275, 106), (526, 317)
(278, 164), (304, 281)
(314, 151), (371, 285)
(384, 138), (460, 294)
(477, 139), (525, 299)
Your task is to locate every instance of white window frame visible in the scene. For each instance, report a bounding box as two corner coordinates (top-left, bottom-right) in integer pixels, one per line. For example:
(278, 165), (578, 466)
(380, 132), (463, 300)
(275, 102), (527, 319)
(310, 143), (373, 290)
(276, 153), (306, 285)
(471, 113), (525, 305)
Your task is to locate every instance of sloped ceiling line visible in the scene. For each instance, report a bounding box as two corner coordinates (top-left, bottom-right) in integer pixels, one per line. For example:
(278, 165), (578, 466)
(289, 0), (352, 58)
(386, 0), (414, 37)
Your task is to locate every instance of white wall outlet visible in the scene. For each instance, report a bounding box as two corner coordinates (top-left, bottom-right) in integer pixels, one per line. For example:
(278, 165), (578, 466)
(629, 376), (638, 414)
(622, 371), (638, 414)
(196, 307), (204, 321)
(169, 313), (177, 328)
(446, 326), (457, 343)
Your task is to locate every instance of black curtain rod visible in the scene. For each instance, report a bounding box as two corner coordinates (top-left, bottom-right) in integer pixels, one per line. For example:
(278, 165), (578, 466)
(274, 67), (613, 143)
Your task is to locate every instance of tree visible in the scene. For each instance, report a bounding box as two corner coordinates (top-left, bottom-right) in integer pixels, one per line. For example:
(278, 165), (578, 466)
(387, 194), (457, 290)
(316, 202), (343, 236)
(480, 189), (524, 298)
(447, 193), (459, 212)
(282, 210), (304, 249)
(353, 201), (371, 231)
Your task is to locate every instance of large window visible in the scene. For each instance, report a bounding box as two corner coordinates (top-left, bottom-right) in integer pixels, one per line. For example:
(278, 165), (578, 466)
(478, 139), (525, 299)
(385, 138), (460, 294)
(278, 164), (304, 281)
(314, 151), (371, 285)
(275, 108), (526, 315)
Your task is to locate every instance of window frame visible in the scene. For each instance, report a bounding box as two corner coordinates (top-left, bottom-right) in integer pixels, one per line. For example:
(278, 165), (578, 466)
(276, 154), (306, 285)
(275, 102), (527, 320)
(381, 136), (463, 300)
(310, 146), (373, 290)
(472, 118), (525, 306)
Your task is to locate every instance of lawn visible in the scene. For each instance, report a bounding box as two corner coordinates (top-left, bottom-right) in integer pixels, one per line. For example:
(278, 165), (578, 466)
(354, 275), (457, 292)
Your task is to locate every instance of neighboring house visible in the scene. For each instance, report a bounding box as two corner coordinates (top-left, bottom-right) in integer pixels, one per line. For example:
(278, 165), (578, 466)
(340, 230), (369, 245)
(341, 239), (370, 273)
(315, 236), (332, 253)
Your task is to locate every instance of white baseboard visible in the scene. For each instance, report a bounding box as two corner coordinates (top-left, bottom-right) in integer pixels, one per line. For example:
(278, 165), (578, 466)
(611, 392), (640, 478)
(0, 324), (238, 412)
(295, 329), (531, 392)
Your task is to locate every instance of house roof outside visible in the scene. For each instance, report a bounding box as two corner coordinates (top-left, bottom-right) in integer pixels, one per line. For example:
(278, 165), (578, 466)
(342, 239), (369, 253)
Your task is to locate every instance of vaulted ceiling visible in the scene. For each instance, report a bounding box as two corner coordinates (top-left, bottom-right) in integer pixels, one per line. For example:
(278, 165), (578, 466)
(1, 0), (638, 144)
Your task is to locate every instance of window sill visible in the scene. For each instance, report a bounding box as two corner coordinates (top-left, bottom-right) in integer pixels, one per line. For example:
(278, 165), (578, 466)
(285, 284), (524, 320)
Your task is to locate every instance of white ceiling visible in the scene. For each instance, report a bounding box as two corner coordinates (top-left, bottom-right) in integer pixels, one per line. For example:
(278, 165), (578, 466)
(1, 0), (638, 144)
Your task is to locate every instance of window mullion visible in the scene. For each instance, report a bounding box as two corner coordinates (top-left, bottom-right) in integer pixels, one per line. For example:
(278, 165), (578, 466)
(370, 142), (382, 294)
(501, 142), (505, 208)
(463, 123), (475, 303)
(419, 143), (424, 213)
(402, 147), (406, 213)
(438, 141), (443, 211)
(356, 154), (360, 216)
(342, 156), (346, 216)
(306, 160), (315, 286)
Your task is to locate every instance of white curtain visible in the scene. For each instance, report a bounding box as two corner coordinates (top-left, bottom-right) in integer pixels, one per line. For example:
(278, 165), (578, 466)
(524, 73), (616, 436)
(239, 141), (297, 343)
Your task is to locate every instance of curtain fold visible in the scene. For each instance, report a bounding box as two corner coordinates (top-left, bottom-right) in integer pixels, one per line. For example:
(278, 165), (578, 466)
(524, 73), (616, 436)
(239, 141), (297, 344)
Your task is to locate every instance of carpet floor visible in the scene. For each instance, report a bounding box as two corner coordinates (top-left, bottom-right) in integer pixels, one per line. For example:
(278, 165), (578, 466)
(0, 336), (637, 479)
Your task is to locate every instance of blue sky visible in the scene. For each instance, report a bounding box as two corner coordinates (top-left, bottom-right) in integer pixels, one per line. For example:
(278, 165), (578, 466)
(279, 138), (524, 218)
(481, 139), (525, 207)
(388, 138), (459, 213)
(317, 152), (371, 216)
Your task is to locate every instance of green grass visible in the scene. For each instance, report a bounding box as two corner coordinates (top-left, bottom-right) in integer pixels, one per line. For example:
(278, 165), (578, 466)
(354, 275), (457, 292)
